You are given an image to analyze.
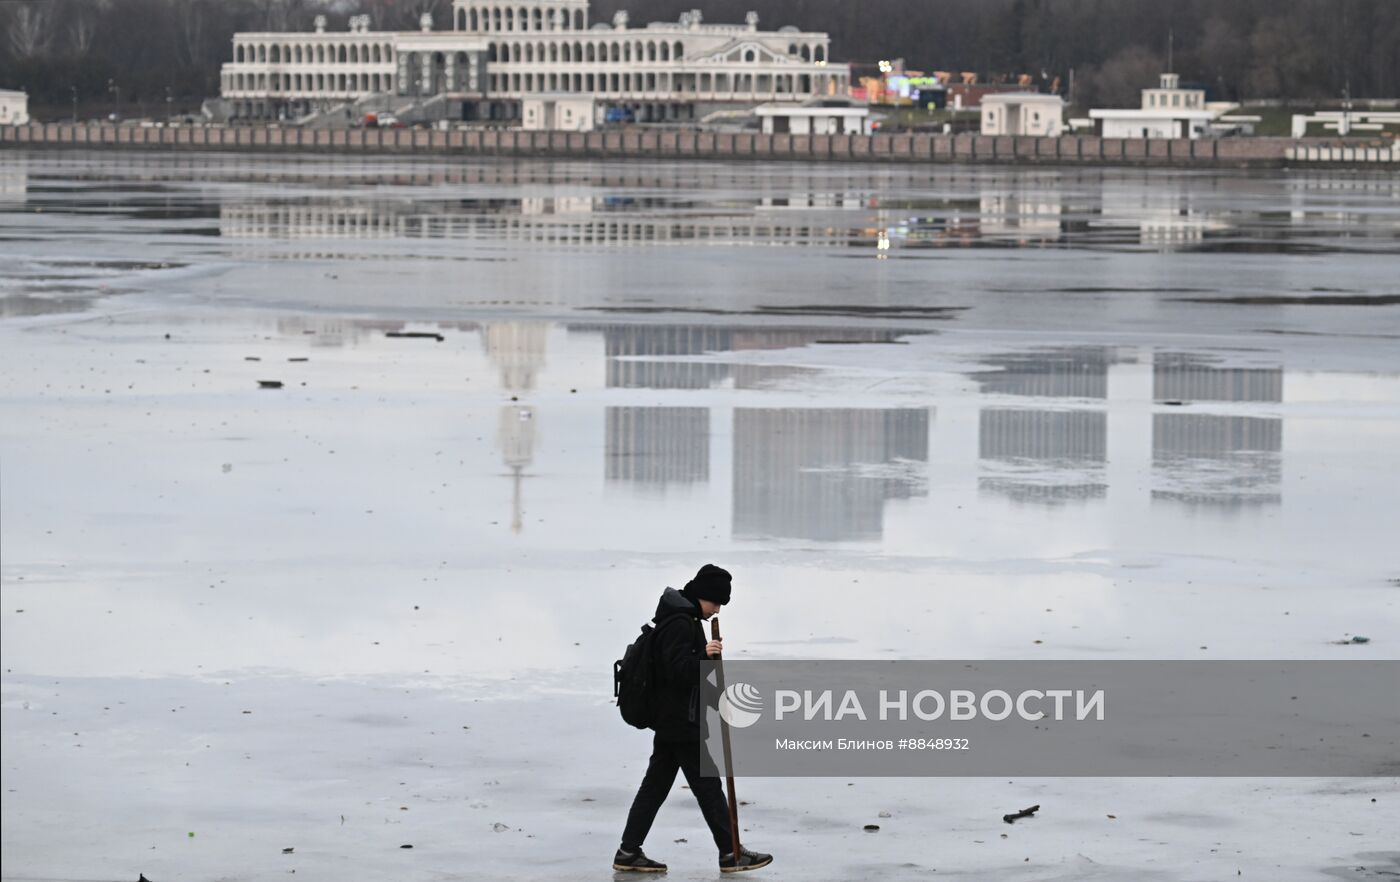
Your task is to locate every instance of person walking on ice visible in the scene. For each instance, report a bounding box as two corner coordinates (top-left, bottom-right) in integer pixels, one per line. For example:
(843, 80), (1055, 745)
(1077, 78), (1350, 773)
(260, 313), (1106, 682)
(612, 564), (774, 873)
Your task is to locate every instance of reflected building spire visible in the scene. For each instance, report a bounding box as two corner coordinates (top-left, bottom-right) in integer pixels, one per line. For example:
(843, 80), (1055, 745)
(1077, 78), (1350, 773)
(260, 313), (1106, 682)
(480, 321), (549, 392)
(497, 405), (537, 533)
(481, 321), (548, 533)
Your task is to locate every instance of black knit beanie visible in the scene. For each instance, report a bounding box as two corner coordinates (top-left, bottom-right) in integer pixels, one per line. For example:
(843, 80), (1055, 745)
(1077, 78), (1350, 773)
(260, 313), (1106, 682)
(682, 563), (732, 605)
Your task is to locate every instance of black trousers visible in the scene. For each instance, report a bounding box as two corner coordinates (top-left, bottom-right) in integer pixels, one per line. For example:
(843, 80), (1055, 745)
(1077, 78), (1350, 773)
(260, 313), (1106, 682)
(620, 733), (733, 855)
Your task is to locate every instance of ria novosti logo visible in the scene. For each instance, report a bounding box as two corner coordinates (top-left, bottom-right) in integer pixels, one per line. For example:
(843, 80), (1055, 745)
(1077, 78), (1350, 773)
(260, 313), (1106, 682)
(700, 661), (1399, 778)
(715, 681), (1107, 728)
(718, 682), (764, 728)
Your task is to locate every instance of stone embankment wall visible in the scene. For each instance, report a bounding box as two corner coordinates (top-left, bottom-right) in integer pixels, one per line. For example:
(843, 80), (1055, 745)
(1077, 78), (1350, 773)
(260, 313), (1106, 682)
(4, 123), (1397, 168)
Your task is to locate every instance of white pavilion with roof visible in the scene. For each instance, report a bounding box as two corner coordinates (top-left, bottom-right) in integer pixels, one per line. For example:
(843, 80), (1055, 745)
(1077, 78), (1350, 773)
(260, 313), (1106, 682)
(1089, 73), (1217, 139)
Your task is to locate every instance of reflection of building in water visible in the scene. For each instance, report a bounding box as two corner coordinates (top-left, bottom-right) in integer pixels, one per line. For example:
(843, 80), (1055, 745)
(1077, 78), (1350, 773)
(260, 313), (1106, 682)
(521, 195), (595, 215)
(219, 198), (519, 245)
(1152, 414), (1282, 508)
(605, 407), (709, 490)
(592, 324), (732, 389)
(38, 152), (890, 195)
(1098, 185), (1228, 250)
(1284, 175), (1400, 236)
(1284, 173), (1400, 238)
(1153, 353), (1283, 403)
(972, 347), (1115, 399)
(733, 408), (929, 542)
(866, 190), (1166, 252)
(1286, 173), (1400, 198)
(497, 404), (537, 533)
(866, 197), (980, 249)
(0, 157), (26, 202)
(480, 321), (548, 391)
(573, 323), (908, 390)
(756, 192), (866, 210)
(977, 191), (1064, 240)
(218, 197), (863, 254)
(979, 408), (1108, 504)
(0, 293), (92, 319)
(273, 314), (433, 346)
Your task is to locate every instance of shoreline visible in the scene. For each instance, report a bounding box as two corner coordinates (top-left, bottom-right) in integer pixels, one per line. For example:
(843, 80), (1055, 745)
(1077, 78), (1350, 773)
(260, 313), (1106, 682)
(4, 122), (1398, 169)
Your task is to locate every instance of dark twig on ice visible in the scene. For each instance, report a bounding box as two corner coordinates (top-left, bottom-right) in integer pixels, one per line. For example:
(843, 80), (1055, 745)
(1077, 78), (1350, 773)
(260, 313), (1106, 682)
(385, 331), (444, 342)
(1003, 804), (1040, 824)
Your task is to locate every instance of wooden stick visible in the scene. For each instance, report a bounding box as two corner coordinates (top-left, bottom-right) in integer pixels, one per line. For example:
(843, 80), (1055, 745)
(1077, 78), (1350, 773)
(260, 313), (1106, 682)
(1002, 804), (1040, 824)
(710, 616), (743, 858)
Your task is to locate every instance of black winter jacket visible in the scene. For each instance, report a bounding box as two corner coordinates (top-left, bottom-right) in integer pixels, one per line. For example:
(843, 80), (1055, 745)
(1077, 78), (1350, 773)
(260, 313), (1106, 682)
(650, 587), (710, 742)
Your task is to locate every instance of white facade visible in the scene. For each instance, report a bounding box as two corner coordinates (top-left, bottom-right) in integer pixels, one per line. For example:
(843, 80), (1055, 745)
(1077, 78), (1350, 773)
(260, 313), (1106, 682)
(980, 93), (1064, 136)
(1093, 110), (1217, 139)
(0, 90), (29, 126)
(1291, 110), (1400, 138)
(522, 93), (595, 130)
(220, 1), (849, 124)
(755, 101), (870, 134)
(1090, 73), (1216, 139)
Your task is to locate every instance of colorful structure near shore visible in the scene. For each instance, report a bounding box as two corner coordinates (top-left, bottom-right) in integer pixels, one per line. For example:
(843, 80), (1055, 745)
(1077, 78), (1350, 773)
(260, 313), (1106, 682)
(219, 1), (850, 126)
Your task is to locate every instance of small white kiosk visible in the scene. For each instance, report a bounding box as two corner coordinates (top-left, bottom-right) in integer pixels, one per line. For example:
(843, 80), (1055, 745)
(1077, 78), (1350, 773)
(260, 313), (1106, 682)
(755, 100), (872, 135)
(0, 90), (30, 126)
(980, 93), (1065, 136)
(521, 94), (597, 131)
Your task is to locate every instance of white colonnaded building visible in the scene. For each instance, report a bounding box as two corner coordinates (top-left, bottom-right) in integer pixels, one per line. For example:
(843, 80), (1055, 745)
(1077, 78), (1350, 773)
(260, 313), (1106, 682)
(219, 0), (850, 127)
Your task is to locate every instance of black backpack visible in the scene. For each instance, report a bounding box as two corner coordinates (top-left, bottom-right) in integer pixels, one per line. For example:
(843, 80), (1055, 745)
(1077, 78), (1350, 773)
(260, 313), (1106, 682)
(614, 612), (691, 729)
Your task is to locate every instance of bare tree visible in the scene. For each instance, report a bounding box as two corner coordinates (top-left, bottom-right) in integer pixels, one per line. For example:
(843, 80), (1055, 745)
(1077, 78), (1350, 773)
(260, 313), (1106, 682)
(70, 5), (100, 56)
(410, 0), (452, 26)
(7, 3), (53, 59)
(1246, 12), (1322, 99)
(257, 0), (315, 32)
(360, 0), (450, 31)
(1197, 16), (1247, 100)
(173, 0), (207, 68)
(1073, 45), (1165, 111)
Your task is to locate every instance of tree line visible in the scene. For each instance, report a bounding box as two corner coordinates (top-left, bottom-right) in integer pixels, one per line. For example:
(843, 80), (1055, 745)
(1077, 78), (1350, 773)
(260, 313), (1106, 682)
(2, 0), (1396, 116)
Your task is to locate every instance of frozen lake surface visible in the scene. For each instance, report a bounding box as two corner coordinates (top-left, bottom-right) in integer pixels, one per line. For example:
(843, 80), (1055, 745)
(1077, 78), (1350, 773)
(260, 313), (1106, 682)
(2, 151), (1398, 880)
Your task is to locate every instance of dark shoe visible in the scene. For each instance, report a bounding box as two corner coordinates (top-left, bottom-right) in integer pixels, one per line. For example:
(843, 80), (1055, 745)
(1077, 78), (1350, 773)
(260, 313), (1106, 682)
(613, 847), (667, 872)
(719, 846), (773, 873)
